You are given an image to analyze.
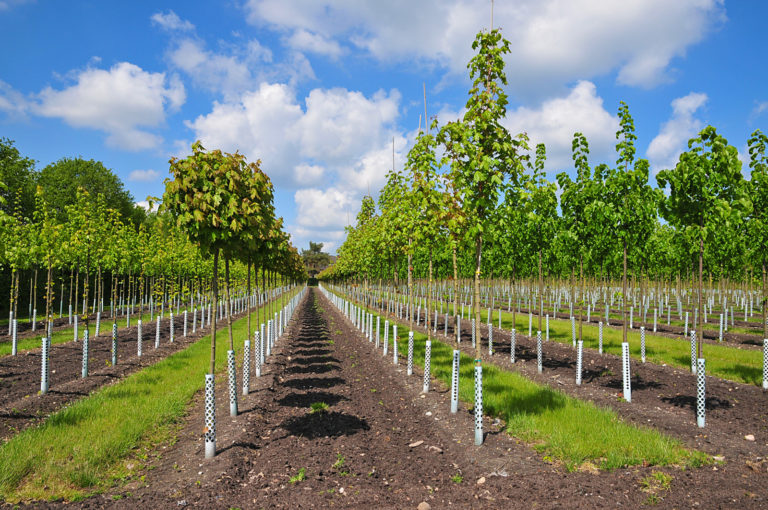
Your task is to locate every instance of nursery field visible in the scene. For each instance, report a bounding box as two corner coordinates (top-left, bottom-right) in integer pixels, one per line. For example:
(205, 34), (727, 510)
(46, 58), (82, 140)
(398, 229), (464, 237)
(7, 287), (756, 508)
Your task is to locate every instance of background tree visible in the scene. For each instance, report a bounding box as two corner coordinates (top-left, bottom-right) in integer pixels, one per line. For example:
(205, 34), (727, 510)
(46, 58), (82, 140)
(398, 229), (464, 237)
(38, 157), (145, 226)
(300, 242), (332, 276)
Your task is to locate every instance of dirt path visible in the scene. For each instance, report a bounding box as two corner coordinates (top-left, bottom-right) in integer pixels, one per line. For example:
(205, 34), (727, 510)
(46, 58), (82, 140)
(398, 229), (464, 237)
(53, 287), (765, 509)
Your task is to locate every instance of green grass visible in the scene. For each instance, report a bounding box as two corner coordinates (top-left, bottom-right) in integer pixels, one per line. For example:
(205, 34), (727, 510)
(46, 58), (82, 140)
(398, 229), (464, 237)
(336, 290), (709, 472)
(0, 308), (201, 357)
(485, 308), (763, 386)
(376, 294), (763, 385)
(0, 290), (299, 503)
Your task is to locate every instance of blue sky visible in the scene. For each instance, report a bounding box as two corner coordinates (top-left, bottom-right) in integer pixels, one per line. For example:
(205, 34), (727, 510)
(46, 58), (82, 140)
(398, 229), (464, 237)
(1, 0), (766, 253)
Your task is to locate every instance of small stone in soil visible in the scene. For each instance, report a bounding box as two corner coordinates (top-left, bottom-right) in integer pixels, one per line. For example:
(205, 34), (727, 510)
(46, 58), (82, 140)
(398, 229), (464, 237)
(417, 502), (431, 510)
(409, 440), (424, 448)
(477, 476), (486, 485)
(745, 434), (756, 441)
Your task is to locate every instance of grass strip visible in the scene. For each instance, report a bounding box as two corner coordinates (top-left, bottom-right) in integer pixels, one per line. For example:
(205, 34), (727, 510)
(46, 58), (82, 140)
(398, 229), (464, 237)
(330, 288), (709, 472)
(0, 308), (196, 357)
(484, 308), (763, 386)
(377, 295), (762, 386)
(0, 289), (299, 503)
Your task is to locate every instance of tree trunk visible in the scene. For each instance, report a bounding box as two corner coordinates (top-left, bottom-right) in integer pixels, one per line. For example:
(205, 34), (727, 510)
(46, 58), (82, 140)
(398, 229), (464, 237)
(45, 259), (53, 334)
(210, 250), (219, 374)
(225, 257), (234, 351)
(246, 257), (251, 337)
(538, 248), (543, 331)
(407, 238), (413, 330)
(453, 243), (459, 347)
(698, 236), (704, 358)
(762, 262), (766, 340)
(579, 253), (584, 341)
(474, 236), (482, 362)
(622, 239), (628, 344)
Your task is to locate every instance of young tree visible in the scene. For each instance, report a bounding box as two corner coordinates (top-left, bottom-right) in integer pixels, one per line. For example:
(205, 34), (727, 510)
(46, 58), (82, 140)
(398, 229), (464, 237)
(605, 103), (660, 345)
(747, 129), (768, 338)
(440, 27), (528, 445)
(160, 141), (274, 458)
(657, 127), (750, 356)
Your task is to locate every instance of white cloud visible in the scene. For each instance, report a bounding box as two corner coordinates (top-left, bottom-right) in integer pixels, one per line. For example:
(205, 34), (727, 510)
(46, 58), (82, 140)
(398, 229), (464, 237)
(503, 81), (619, 172)
(135, 200), (159, 213)
(34, 62), (185, 150)
(185, 83), (402, 188)
(294, 187), (357, 229)
(244, 0), (723, 96)
(286, 29), (345, 59)
(0, 79), (29, 118)
(297, 88), (400, 165)
(294, 163), (325, 185)
(151, 10), (194, 32)
(647, 92), (708, 172)
(128, 169), (161, 182)
(184, 82), (304, 182)
(753, 101), (768, 117)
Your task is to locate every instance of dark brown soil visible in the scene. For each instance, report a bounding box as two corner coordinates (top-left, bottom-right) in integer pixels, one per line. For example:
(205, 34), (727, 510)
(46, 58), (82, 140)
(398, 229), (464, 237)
(0, 309), (240, 441)
(59, 288), (768, 509)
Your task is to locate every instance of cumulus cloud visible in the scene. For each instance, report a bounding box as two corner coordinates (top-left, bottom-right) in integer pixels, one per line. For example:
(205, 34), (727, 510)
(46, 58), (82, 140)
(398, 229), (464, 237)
(244, 0), (723, 97)
(151, 10), (194, 31)
(185, 83), (402, 189)
(34, 62), (185, 150)
(503, 81), (619, 173)
(647, 92), (708, 172)
(0, 79), (29, 118)
(286, 29), (345, 59)
(294, 187), (357, 229)
(128, 169), (161, 182)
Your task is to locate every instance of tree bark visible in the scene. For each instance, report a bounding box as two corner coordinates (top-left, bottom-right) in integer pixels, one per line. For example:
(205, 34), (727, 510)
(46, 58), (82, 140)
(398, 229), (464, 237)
(210, 249), (219, 374)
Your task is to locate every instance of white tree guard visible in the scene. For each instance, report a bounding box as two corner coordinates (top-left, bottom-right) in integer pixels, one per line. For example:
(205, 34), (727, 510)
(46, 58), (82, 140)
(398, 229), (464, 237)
(697, 358), (706, 428)
(393, 325), (398, 365)
(763, 339), (768, 391)
(576, 340), (583, 385)
(243, 340), (250, 395)
(546, 315), (550, 341)
(204, 373), (216, 458)
(510, 328), (516, 363)
(622, 341), (631, 402)
(137, 320), (143, 357)
(488, 324), (493, 355)
(81, 329), (89, 378)
(640, 326), (646, 363)
(255, 331), (262, 377)
(471, 319), (476, 348)
(11, 319), (17, 355)
(474, 364), (483, 446)
(598, 321), (603, 354)
(73, 316), (78, 343)
(423, 340), (432, 393)
(450, 350), (460, 414)
(690, 330), (697, 374)
(571, 316), (576, 346)
(228, 350), (238, 416)
(383, 319), (389, 355)
(95, 312), (100, 337)
(537, 331), (543, 373)
(111, 322), (118, 366)
(184, 311), (188, 337)
(406, 330), (415, 375)
(40, 336), (49, 394)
